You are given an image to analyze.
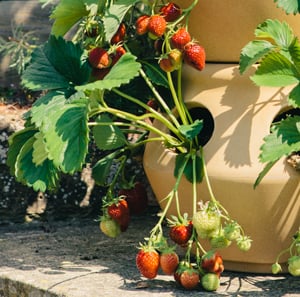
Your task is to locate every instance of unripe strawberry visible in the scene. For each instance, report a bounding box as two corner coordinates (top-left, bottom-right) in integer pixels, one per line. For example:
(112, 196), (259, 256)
(201, 273), (220, 291)
(136, 15), (150, 35)
(88, 47), (111, 69)
(148, 15), (167, 39)
(171, 27), (191, 50)
(100, 217), (121, 238)
(210, 233), (232, 249)
(236, 236), (252, 252)
(183, 43), (206, 71)
(272, 262), (282, 274)
(111, 23), (126, 44)
(159, 49), (182, 72)
(288, 256), (300, 276)
(160, 2), (182, 22)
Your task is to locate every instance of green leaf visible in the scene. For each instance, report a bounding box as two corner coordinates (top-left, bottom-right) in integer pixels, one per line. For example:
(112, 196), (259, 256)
(15, 136), (59, 192)
(22, 36), (90, 91)
(30, 90), (69, 127)
(174, 153), (203, 183)
(142, 61), (169, 88)
(178, 119), (203, 141)
(50, 0), (98, 36)
(288, 84), (300, 107)
(76, 53), (141, 91)
(22, 46), (70, 91)
(43, 100), (89, 173)
(274, 0), (300, 15)
(93, 114), (128, 150)
(254, 161), (277, 188)
(259, 116), (300, 163)
(251, 52), (299, 86)
(288, 37), (300, 73)
(255, 19), (294, 48)
(239, 40), (275, 74)
(92, 153), (115, 186)
(44, 36), (91, 86)
(103, 0), (136, 42)
(32, 132), (49, 165)
(7, 127), (37, 176)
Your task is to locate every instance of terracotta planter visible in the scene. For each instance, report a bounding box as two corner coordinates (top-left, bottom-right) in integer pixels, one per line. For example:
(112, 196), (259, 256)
(143, 63), (300, 273)
(176, 0), (300, 62)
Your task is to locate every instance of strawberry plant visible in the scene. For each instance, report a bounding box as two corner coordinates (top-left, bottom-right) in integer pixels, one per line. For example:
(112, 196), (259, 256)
(5, 0), (255, 292)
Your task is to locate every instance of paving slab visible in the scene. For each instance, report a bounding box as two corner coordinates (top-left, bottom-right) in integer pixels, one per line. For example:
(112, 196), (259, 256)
(0, 209), (299, 297)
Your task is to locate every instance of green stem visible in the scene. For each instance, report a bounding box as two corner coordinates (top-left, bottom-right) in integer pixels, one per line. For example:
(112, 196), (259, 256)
(192, 152), (198, 215)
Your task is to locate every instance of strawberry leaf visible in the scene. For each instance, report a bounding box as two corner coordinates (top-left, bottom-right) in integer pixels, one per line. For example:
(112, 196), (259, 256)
(254, 161), (277, 188)
(254, 19), (294, 48)
(22, 36), (90, 91)
(15, 134), (59, 192)
(178, 119), (203, 141)
(7, 127), (38, 176)
(103, 0), (137, 42)
(251, 52), (299, 86)
(239, 40), (275, 74)
(259, 116), (300, 163)
(142, 61), (169, 88)
(93, 114), (128, 150)
(42, 99), (90, 173)
(92, 152), (116, 186)
(50, 0), (98, 36)
(274, 0), (300, 15)
(289, 83), (300, 107)
(76, 53), (141, 91)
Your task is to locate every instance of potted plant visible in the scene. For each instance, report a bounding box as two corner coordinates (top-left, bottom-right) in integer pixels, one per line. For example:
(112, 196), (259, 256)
(5, 0), (300, 292)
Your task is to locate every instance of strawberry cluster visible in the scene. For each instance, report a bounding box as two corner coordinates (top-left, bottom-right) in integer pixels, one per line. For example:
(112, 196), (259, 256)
(135, 2), (206, 73)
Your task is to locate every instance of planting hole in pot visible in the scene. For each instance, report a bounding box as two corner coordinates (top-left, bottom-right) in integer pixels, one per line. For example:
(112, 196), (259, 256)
(272, 107), (300, 124)
(176, 106), (214, 146)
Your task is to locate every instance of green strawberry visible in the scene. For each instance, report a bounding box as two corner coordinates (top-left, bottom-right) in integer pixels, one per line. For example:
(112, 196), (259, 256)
(210, 232), (232, 249)
(236, 236), (252, 252)
(201, 273), (220, 291)
(99, 217), (121, 238)
(224, 221), (241, 241)
(288, 256), (300, 276)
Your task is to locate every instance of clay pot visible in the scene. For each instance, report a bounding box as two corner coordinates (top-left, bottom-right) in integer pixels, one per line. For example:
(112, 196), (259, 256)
(143, 64), (300, 273)
(176, 0), (300, 62)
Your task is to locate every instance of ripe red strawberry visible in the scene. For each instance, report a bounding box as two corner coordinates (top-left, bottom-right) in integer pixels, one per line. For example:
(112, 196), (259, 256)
(171, 27), (191, 50)
(110, 46), (126, 66)
(183, 43), (206, 71)
(88, 47), (111, 69)
(107, 199), (130, 231)
(118, 182), (148, 215)
(136, 247), (160, 279)
(174, 263), (200, 290)
(169, 219), (193, 245)
(91, 67), (110, 81)
(146, 98), (158, 111)
(160, 249), (179, 275)
(148, 15), (167, 39)
(111, 23), (126, 44)
(160, 2), (182, 22)
(99, 217), (121, 238)
(201, 251), (224, 276)
(135, 15), (150, 35)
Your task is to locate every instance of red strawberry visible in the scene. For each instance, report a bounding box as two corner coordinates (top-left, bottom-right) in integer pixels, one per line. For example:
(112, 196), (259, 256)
(118, 182), (148, 215)
(148, 15), (167, 39)
(159, 56), (174, 72)
(136, 15), (150, 35)
(183, 43), (206, 71)
(146, 98), (158, 111)
(160, 249), (179, 275)
(107, 199), (130, 231)
(169, 219), (193, 245)
(110, 46), (126, 66)
(111, 23), (126, 44)
(160, 2), (182, 22)
(91, 67), (110, 81)
(88, 47), (111, 69)
(136, 247), (160, 279)
(171, 27), (191, 50)
(201, 251), (224, 276)
(174, 262), (200, 290)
